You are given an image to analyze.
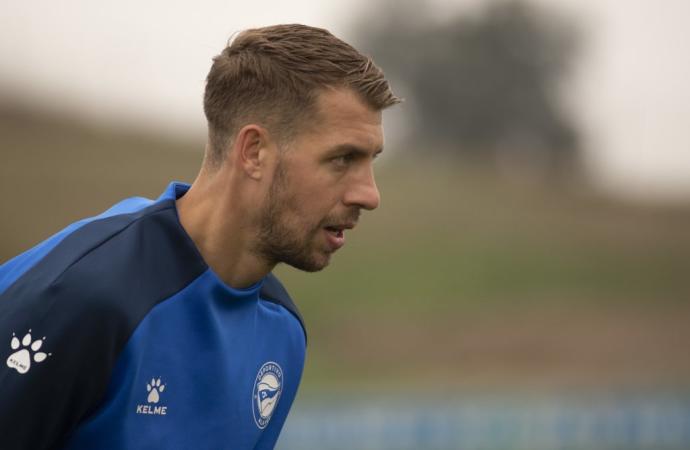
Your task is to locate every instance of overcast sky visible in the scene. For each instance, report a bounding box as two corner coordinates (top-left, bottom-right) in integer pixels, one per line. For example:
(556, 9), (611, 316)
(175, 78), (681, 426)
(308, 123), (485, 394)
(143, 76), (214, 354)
(1, 0), (689, 201)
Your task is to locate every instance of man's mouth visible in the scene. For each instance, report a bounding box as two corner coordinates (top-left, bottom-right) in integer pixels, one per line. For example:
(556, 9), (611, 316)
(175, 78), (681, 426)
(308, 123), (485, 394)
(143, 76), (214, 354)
(324, 221), (355, 235)
(323, 223), (355, 250)
(324, 226), (345, 239)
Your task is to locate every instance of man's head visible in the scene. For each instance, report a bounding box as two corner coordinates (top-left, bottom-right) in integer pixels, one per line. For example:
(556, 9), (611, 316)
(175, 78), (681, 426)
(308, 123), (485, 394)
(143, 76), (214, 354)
(201, 24), (400, 272)
(203, 24), (400, 166)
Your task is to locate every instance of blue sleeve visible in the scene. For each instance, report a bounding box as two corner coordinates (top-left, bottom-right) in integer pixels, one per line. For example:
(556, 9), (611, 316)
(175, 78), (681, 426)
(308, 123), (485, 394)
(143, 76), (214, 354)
(0, 196), (158, 449)
(0, 283), (132, 449)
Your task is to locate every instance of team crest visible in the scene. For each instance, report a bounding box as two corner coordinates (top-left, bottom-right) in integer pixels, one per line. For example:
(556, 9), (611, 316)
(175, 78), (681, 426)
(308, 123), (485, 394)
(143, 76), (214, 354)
(252, 361), (283, 429)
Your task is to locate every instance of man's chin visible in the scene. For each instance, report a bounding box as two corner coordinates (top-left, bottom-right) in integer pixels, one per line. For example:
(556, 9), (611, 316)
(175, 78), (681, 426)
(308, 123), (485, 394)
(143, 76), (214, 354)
(283, 252), (332, 273)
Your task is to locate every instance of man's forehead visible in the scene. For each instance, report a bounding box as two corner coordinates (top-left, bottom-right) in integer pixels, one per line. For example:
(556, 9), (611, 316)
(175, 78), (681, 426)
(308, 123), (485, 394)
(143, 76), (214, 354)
(310, 87), (384, 149)
(314, 87), (382, 124)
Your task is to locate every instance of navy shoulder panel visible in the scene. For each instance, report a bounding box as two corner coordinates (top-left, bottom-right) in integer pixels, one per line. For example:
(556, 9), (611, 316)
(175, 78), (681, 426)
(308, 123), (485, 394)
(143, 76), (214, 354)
(260, 273), (307, 343)
(0, 199), (208, 449)
(1, 199), (207, 327)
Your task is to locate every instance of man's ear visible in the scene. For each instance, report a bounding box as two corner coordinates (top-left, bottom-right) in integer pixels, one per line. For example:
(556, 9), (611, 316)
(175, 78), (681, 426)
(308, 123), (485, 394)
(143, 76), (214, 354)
(231, 124), (274, 180)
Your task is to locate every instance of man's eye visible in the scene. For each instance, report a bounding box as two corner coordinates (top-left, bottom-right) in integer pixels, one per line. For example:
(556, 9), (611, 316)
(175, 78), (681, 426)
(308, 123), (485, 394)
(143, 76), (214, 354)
(332, 154), (355, 167)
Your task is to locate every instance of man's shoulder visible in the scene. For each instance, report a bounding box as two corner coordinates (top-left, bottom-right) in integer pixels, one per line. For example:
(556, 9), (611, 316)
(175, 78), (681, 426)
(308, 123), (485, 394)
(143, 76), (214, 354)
(0, 197), (207, 331)
(0, 196), (203, 450)
(0, 195), (154, 295)
(260, 273), (307, 343)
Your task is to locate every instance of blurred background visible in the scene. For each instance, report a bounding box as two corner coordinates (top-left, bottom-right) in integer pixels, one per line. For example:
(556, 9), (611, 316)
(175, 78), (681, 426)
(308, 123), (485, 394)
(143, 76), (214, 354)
(2, 0), (690, 448)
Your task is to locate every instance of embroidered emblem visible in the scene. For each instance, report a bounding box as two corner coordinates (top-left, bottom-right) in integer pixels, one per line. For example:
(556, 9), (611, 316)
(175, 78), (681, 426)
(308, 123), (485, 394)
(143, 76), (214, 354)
(6, 330), (51, 374)
(136, 377), (168, 415)
(252, 361), (283, 429)
(147, 377), (166, 403)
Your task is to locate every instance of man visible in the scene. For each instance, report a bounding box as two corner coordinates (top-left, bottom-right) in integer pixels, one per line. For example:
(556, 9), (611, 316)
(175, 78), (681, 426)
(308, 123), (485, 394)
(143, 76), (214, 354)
(0, 24), (399, 449)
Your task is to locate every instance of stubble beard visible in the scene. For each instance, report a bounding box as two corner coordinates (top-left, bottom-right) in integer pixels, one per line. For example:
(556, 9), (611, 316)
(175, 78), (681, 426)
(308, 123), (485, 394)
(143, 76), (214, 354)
(254, 161), (330, 273)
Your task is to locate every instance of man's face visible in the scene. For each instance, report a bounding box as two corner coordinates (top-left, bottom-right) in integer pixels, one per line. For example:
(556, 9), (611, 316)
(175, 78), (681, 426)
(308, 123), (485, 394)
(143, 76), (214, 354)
(255, 87), (384, 272)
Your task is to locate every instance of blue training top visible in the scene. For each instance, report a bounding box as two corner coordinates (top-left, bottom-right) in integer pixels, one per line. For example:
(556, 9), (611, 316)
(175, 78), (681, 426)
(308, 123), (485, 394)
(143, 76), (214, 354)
(0, 182), (307, 450)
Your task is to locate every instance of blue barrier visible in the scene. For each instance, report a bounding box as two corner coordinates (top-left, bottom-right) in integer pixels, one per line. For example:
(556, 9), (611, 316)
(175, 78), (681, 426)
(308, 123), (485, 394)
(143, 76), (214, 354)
(277, 393), (690, 449)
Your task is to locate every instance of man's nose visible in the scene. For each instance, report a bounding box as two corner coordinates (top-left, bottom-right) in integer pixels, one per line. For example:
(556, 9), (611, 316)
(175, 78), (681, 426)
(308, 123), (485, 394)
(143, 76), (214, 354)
(343, 168), (380, 211)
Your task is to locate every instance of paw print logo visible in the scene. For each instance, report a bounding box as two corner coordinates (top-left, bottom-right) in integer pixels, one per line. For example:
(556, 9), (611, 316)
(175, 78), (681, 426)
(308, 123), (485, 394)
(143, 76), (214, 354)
(6, 330), (51, 374)
(146, 378), (166, 404)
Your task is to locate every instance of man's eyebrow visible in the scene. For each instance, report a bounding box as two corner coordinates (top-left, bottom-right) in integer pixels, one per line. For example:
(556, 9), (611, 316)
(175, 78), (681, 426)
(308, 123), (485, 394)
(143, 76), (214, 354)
(328, 143), (384, 157)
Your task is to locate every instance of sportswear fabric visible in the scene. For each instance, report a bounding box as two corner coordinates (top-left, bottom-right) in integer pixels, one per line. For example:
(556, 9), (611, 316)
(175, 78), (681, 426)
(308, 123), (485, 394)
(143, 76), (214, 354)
(0, 182), (307, 450)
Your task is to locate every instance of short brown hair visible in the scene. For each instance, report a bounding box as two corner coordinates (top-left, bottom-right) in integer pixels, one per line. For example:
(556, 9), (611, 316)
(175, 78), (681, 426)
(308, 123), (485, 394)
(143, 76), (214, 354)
(203, 24), (400, 166)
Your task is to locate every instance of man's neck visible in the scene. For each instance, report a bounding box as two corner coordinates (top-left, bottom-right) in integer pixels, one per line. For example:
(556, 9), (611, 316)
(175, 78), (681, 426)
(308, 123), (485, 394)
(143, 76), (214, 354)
(175, 175), (273, 289)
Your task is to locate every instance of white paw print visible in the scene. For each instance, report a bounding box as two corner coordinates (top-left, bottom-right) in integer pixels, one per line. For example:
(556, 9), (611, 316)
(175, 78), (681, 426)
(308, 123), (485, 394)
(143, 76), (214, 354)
(146, 377), (166, 403)
(6, 330), (51, 374)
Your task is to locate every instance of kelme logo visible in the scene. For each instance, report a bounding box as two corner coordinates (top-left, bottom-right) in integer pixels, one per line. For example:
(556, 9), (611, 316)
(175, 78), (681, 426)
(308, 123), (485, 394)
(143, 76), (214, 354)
(6, 330), (51, 374)
(136, 377), (168, 416)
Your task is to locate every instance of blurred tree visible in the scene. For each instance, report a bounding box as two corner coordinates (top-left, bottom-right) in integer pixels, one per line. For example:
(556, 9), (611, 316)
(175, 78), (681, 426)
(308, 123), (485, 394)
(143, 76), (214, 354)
(354, 0), (582, 178)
